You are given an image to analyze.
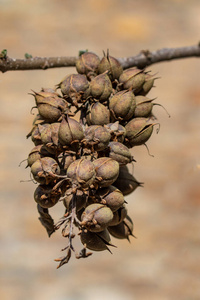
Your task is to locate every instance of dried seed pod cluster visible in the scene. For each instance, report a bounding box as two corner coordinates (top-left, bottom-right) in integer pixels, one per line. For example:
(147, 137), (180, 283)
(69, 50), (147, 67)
(26, 51), (161, 268)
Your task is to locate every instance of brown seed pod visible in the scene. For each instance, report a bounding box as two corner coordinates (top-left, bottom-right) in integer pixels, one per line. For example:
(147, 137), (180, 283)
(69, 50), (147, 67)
(108, 205), (127, 226)
(80, 229), (111, 251)
(31, 157), (60, 185)
(27, 144), (51, 167)
(134, 95), (170, 119)
(39, 122), (61, 154)
(58, 151), (75, 174)
(105, 122), (126, 143)
(96, 185), (125, 212)
(137, 73), (158, 96)
(33, 90), (60, 102)
(36, 99), (66, 122)
(89, 72), (113, 101)
(98, 51), (123, 81)
(66, 158), (96, 188)
(26, 114), (45, 140)
(63, 188), (87, 212)
(107, 141), (133, 165)
(83, 125), (111, 151)
(36, 124), (51, 145)
(34, 183), (62, 208)
(119, 67), (146, 93)
(133, 95), (154, 118)
(32, 91), (68, 122)
(86, 102), (110, 126)
(108, 215), (134, 240)
(125, 117), (155, 147)
(31, 123), (46, 146)
(58, 116), (84, 147)
(58, 74), (90, 106)
(109, 90), (136, 121)
(76, 52), (100, 79)
(31, 113), (45, 126)
(81, 203), (113, 232)
(113, 165), (143, 196)
(31, 122), (62, 154)
(93, 157), (119, 187)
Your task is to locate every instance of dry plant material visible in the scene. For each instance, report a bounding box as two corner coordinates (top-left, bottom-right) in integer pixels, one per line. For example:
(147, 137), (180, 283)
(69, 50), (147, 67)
(26, 50), (165, 268)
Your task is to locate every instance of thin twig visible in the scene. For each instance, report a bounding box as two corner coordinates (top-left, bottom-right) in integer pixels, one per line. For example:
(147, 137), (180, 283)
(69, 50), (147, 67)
(1, 44), (200, 73)
(118, 44), (200, 69)
(54, 192), (82, 267)
(0, 56), (77, 73)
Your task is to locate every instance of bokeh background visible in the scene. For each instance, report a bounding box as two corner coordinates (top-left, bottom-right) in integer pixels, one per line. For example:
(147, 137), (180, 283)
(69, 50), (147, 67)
(1, 0), (200, 299)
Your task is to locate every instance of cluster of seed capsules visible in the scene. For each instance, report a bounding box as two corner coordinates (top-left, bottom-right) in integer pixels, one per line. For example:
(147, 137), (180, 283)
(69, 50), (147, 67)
(27, 51), (160, 268)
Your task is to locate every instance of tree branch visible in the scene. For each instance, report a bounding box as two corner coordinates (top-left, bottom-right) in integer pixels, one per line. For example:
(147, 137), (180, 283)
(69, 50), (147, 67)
(0, 56), (77, 73)
(119, 44), (200, 69)
(1, 44), (200, 73)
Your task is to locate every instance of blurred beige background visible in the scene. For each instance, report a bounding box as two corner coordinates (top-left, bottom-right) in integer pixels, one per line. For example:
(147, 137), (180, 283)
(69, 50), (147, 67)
(1, 0), (200, 299)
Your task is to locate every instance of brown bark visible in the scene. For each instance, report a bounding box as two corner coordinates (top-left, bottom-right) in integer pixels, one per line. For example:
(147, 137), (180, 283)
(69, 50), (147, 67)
(1, 44), (200, 73)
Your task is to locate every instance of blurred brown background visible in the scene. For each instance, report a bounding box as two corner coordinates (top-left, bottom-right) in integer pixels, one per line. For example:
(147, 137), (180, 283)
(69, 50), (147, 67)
(1, 0), (200, 299)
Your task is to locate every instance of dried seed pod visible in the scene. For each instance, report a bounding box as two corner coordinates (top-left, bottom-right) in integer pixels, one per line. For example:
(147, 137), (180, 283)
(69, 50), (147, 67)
(108, 205), (127, 226)
(125, 117), (154, 147)
(133, 95), (154, 118)
(86, 102), (110, 126)
(26, 114), (44, 140)
(109, 90), (136, 121)
(27, 144), (51, 167)
(80, 229), (111, 251)
(58, 117), (84, 147)
(93, 157), (119, 187)
(119, 67), (146, 93)
(89, 72), (113, 101)
(36, 98), (67, 122)
(113, 165), (143, 196)
(34, 183), (62, 208)
(31, 157), (60, 185)
(83, 125), (111, 151)
(67, 158), (96, 188)
(39, 122), (61, 154)
(138, 73), (158, 96)
(32, 91), (68, 122)
(96, 185), (125, 212)
(63, 188), (87, 212)
(33, 90), (60, 102)
(108, 215), (134, 240)
(107, 141), (133, 165)
(76, 52), (100, 79)
(31, 123), (61, 154)
(31, 123), (46, 146)
(27, 146), (42, 167)
(32, 113), (45, 126)
(98, 51), (123, 80)
(58, 151), (75, 174)
(105, 122), (126, 143)
(58, 74), (90, 106)
(81, 203), (113, 232)
(35, 124), (51, 145)
(26, 53), (164, 265)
